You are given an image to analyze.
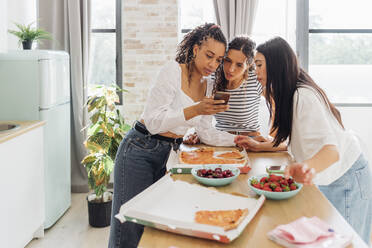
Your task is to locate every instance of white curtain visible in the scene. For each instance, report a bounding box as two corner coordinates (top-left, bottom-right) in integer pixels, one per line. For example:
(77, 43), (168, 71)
(213, 0), (258, 41)
(38, 0), (90, 193)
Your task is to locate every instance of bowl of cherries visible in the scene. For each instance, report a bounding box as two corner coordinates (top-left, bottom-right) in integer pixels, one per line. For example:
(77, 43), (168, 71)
(191, 165), (240, 187)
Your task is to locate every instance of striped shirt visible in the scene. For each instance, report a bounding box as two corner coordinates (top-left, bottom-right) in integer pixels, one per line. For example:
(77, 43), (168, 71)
(214, 72), (263, 132)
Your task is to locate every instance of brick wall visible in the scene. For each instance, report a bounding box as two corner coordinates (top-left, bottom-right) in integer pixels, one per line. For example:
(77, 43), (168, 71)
(119, 0), (178, 125)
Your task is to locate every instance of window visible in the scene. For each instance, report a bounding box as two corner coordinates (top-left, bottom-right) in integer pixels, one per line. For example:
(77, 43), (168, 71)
(179, 0), (296, 47)
(251, 0), (296, 48)
(89, 0), (122, 102)
(179, 0), (215, 41)
(299, 0), (372, 104)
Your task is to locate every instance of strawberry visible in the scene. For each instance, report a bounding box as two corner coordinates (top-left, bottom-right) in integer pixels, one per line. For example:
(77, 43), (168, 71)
(290, 183), (297, 191)
(269, 183), (277, 190)
(270, 174), (282, 181)
(262, 187), (272, 192)
(263, 182), (270, 188)
(260, 177), (268, 183)
(288, 178), (294, 185)
(280, 179), (288, 185)
(253, 183), (262, 189)
(274, 187), (283, 192)
(283, 185), (290, 192)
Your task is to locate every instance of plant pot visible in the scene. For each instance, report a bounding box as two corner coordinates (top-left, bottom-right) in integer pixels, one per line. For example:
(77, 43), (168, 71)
(87, 193), (112, 227)
(22, 40), (33, 50)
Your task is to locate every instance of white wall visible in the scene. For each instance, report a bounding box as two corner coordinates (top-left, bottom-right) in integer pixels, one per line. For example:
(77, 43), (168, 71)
(0, 0), (8, 52)
(339, 106), (372, 163)
(6, 0), (37, 50)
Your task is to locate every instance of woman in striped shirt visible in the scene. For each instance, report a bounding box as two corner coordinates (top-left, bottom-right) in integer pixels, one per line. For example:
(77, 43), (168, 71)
(214, 36), (266, 140)
(214, 36), (286, 151)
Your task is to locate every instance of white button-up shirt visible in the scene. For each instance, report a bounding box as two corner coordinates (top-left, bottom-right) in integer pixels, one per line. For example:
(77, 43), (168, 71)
(140, 61), (235, 147)
(289, 86), (361, 185)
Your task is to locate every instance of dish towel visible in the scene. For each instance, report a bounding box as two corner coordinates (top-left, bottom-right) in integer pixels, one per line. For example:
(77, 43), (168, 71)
(267, 216), (352, 248)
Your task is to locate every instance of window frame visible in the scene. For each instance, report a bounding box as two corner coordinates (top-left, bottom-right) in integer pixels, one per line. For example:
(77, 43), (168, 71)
(296, 0), (372, 106)
(91, 0), (123, 104)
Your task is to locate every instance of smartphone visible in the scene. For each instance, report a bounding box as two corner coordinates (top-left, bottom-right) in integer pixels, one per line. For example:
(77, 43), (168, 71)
(266, 165), (286, 174)
(213, 91), (230, 105)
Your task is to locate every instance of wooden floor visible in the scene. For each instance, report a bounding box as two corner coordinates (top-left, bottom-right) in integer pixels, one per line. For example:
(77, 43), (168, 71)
(26, 193), (110, 248)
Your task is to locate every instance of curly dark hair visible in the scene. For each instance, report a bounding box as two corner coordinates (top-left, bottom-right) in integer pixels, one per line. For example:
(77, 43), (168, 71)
(175, 23), (227, 84)
(214, 36), (256, 92)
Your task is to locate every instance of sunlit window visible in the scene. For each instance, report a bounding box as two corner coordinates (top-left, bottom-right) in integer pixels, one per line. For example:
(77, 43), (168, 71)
(89, 0), (122, 100)
(179, 0), (296, 48)
(308, 0), (372, 103)
(179, 0), (215, 41)
(251, 0), (296, 48)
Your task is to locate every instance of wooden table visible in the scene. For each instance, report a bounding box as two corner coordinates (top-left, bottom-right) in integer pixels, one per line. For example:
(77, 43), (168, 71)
(139, 150), (368, 248)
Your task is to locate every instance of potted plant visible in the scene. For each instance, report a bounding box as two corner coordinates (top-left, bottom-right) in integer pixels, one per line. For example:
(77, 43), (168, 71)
(8, 22), (52, 50)
(81, 85), (131, 227)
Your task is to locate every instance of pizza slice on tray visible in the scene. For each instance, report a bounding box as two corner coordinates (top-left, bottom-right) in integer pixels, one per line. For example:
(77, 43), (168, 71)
(195, 208), (249, 231)
(216, 150), (244, 159)
(179, 148), (245, 164)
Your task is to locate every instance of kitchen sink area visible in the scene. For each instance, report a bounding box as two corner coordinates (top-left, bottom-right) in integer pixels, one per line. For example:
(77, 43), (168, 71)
(0, 123), (19, 132)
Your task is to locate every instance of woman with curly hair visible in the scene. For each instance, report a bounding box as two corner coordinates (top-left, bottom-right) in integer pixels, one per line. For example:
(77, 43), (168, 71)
(108, 23), (238, 248)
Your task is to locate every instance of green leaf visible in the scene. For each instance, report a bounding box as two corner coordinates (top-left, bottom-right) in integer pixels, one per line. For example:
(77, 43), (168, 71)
(86, 132), (112, 153)
(103, 156), (114, 176)
(90, 112), (100, 125)
(87, 97), (101, 112)
(88, 175), (96, 190)
(81, 154), (97, 165)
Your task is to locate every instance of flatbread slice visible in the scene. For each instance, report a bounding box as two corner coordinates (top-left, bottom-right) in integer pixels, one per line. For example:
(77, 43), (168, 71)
(216, 151), (244, 159)
(180, 148), (245, 165)
(195, 208), (249, 231)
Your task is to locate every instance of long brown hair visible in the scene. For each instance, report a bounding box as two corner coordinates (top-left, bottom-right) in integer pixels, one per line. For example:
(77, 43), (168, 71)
(256, 37), (344, 147)
(175, 23), (227, 84)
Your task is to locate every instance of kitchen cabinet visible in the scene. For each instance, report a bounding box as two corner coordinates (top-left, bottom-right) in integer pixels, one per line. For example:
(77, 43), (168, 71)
(0, 121), (45, 248)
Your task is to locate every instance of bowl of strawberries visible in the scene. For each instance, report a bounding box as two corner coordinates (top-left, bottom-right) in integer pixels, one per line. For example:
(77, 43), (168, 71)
(248, 174), (303, 200)
(191, 165), (240, 187)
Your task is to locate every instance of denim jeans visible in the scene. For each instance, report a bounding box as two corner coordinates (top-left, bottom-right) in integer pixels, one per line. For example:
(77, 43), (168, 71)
(108, 123), (172, 248)
(318, 154), (372, 245)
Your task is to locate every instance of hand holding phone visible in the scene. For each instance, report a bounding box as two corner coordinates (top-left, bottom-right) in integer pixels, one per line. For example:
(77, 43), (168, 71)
(193, 97), (229, 116)
(213, 91), (230, 105)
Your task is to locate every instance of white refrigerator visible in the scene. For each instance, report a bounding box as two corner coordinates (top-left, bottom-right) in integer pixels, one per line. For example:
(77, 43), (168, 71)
(0, 50), (71, 229)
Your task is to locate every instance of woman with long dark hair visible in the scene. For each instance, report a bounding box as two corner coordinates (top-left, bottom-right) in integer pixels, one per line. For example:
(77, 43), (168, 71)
(236, 37), (372, 244)
(108, 23), (239, 248)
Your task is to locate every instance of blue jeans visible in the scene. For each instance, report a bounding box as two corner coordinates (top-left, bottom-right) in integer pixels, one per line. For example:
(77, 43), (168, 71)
(108, 123), (172, 248)
(318, 154), (372, 245)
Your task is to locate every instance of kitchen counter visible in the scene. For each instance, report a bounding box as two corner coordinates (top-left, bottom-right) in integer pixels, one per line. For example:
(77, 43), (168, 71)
(0, 120), (45, 144)
(0, 120), (46, 248)
(139, 148), (368, 248)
